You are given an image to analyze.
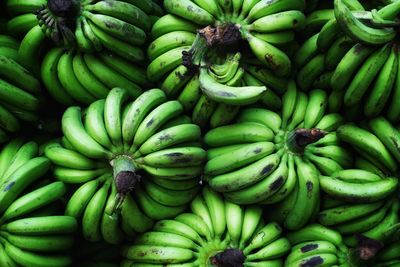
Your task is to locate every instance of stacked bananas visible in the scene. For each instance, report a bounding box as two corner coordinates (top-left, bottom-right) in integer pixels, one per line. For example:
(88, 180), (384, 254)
(122, 187), (291, 266)
(45, 87), (206, 244)
(298, 0), (400, 118)
(147, 0), (306, 127)
(0, 138), (77, 267)
(319, 192), (399, 248)
(285, 224), (350, 266)
(41, 48), (148, 105)
(204, 81), (352, 230)
(0, 41), (42, 143)
(5, 0), (161, 56)
(337, 117), (400, 174)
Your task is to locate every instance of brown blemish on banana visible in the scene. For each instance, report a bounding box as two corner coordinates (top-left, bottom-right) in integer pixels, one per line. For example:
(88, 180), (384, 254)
(260, 164), (274, 175)
(269, 176), (284, 191)
(301, 256), (324, 267)
(301, 244), (318, 253)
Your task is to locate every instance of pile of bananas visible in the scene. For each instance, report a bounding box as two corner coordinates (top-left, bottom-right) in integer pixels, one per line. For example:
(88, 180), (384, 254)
(122, 187), (292, 266)
(0, 139), (77, 266)
(1, 0), (400, 266)
(5, 0), (160, 104)
(147, 0), (305, 127)
(45, 87), (206, 244)
(204, 82), (352, 230)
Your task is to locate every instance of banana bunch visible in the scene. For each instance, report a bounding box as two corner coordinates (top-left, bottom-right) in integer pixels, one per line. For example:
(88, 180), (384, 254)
(0, 138), (77, 267)
(0, 49), (42, 143)
(204, 81), (352, 230)
(319, 194), (399, 250)
(337, 117), (400, 175)
(45, 87), (206, 244)
(284, 224), (351, 266)
(295, 0), (370, 93)
(6, 0), (162, 75)
(325, 0), (400, 118)
(146, 0), (306, 127)
(122, 186), (291, 266)
(41, 48), (148, 106)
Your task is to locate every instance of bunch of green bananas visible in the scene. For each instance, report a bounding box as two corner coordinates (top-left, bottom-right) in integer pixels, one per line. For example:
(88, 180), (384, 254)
(45, 87), (206, 244)
(319, 194), (399, 249)
(122, 187), (291, 266)
(0, 138), (77, 267)
(204, 81), (352, 230)
(5, 0), (161, 58)
(330, 13), (400, 118)
(146, 0), (306, 128)
(41, 48), (148, 105)
(300, 0), (400, 118)
(284, 224), (350, 266)
(0, 43), (42, 143)
(337, 117), (400, 174)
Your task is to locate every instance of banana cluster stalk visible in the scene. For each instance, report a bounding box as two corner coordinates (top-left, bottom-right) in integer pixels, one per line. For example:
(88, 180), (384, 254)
(285, 224), (351, 266)
(5, 0), (161, 76)
(0, 138), (77, 267)
(122, 187), (290, 266)
(45, 87), (207, 244)
(41, 48), (148, 106)
(0, 44), (42, 143)
(146, 0), (306, 128)
(204, 81), (354, 230)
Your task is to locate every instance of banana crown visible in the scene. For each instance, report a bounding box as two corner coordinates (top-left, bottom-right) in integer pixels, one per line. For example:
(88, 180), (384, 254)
(0, 138), (77, 266)
(45, 87), (206, 243)
(146, 0), (307, 126)
(10, 0), (158, 49)
(122, 186), (290, 266)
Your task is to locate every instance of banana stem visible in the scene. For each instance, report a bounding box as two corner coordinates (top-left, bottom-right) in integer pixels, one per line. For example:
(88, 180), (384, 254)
(47, 0), (81, 18)
(110, 155), (140, 214)
(211, 248), (246, 267)
(286, 128), (327, 154)
(354, 233), (384, 261)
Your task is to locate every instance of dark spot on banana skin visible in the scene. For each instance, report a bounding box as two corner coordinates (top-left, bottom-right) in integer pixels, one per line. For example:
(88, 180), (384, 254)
(306, 181), (313, 197)
(159, 134), (172, 141)
(260, 164), (274, 175)
(269, 176), (284, 191)
(216, 91), (236, 97)
(3, 181), (15, 191)
(300, 256), (324, 267)
(146, 118), (154, 127)
(253, 147), (262, 154)
(301, 244), (318, 253)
